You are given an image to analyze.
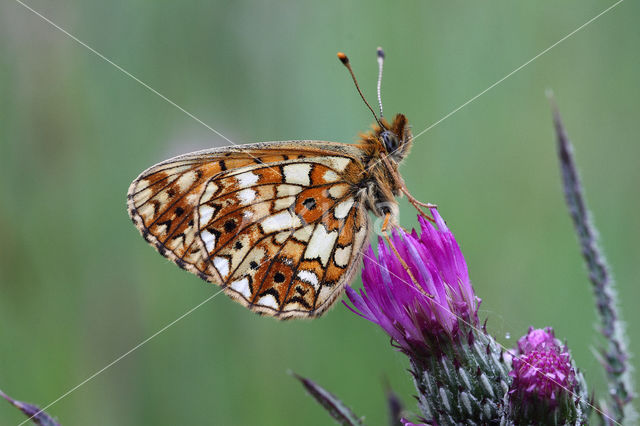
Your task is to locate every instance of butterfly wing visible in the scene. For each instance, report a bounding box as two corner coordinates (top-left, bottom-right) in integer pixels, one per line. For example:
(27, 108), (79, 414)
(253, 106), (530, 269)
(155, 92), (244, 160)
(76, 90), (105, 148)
(127, 141), (370, 318)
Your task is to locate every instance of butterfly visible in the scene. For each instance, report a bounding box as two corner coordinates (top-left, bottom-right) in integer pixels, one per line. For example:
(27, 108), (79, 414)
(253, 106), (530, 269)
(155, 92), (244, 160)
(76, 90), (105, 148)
(127, 48), (433, 319)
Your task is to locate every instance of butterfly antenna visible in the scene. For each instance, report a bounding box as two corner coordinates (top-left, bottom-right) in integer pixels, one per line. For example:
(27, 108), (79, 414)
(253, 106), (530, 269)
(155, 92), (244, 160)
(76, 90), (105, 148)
(337, 52), (384, 128)
(376, 47), (385, 118)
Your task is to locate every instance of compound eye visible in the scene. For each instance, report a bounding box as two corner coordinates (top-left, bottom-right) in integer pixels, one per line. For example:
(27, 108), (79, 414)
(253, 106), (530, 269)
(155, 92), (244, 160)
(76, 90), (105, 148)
(381, 131), (400, 153)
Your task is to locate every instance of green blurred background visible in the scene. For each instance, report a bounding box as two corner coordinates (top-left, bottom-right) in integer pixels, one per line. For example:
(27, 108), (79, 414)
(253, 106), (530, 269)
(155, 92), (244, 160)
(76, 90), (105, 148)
(1, 1), (639, 424)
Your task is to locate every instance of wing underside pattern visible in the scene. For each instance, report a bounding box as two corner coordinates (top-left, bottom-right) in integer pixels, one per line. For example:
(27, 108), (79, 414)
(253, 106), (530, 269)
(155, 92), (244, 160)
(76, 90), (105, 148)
(127, 144), (369, 318)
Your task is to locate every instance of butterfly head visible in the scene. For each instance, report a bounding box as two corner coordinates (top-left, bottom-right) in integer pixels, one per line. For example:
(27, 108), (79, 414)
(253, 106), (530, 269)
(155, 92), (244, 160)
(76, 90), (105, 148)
(377, 113), (412, 163)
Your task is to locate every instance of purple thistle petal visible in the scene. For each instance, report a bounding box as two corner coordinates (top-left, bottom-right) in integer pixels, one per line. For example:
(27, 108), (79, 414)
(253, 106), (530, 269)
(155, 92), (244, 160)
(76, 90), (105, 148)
(517, 326), (557, 354)
(344, 212), (479, 358)
(401, 419), (428, 426)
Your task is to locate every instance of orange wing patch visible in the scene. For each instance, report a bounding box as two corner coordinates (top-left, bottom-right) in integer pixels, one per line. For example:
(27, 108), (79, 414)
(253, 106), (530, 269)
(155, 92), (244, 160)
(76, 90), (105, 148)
(194, 159), (369, 319)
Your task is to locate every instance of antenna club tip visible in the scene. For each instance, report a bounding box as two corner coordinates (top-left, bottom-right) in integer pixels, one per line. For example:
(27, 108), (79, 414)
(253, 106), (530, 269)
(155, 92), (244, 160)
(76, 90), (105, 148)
(337, 52), (349, 64)
(377, 47), (385, 59)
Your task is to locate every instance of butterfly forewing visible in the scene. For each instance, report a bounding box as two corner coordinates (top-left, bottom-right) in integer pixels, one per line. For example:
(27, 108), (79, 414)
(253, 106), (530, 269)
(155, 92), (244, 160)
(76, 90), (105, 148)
(128, 142), (370, 318)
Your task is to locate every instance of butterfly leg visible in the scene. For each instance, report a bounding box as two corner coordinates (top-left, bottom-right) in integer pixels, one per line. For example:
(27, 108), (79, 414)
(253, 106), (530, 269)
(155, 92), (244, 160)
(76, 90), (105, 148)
(381, 213), (432, 298)
(380, 155), (436, 223)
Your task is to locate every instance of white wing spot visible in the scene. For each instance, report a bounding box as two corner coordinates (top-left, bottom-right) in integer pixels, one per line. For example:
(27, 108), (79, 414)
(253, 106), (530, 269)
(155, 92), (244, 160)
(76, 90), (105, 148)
(277, 184), (303, 197)
(138, 204), (156, 222)
(201, 230), (217, 252)
(334, 198), (354, 219)
(297, 270), (319, 289)
(313, 156), (351, 172)
(236, 171), (259, 188)
(274, 231), (290, 244)
(305, 225), (338, 266)
(323, 170), (339, 183)
(274, 196), (296, 211)
(152, 191), (170, 207)
(230, 277), (251, 299)
(328, 184), (348, 199)
(283, 164), (311, 186)
(293, 224), (314, 242)
(257, 294), (279, 310)
(176, 171), (198, 191)
(199, 205), (215, 226)
(213, 256), (230, 278)
(262, 211), (301, 234)
(200, 181), (219, 203)
(328, 157), (351, 171)
(132, 185), (152, 205)
(166, 234), (184, 250)
(334, 245), (352, 268)
(237, 188), (256, 205)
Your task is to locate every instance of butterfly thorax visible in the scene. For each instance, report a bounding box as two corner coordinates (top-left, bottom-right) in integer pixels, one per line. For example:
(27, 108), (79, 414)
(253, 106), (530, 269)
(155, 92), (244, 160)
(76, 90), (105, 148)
(356, 114), (412, 221)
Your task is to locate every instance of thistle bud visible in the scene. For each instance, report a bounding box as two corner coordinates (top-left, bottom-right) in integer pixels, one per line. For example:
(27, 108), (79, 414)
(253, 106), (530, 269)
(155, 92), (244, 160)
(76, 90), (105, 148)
(507, 327), (590, 424)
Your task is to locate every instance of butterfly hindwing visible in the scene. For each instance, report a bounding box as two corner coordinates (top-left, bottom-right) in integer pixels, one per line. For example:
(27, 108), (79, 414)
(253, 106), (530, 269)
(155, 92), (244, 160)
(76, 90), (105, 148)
(128, 142), (370, 318)
(127, 157), (225, 277)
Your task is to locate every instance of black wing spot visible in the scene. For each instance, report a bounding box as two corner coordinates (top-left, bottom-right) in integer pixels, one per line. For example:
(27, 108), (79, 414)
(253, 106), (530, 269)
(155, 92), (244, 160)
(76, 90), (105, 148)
(274, 272), (285, 283)
(249, 261), (259, 270)
(175, 207), (185, 216)
(234, 241), (243, 250)
(224, 219), (237, 232)
(302, 197), (316, 210)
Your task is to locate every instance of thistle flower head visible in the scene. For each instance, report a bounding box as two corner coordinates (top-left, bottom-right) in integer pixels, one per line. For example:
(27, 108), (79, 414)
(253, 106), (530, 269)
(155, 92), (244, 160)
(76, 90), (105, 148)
(510, 346), (574, 404)
(508, 327), (589, 423)
(344, 209), (479, 357)
(345, 211), (511, 423)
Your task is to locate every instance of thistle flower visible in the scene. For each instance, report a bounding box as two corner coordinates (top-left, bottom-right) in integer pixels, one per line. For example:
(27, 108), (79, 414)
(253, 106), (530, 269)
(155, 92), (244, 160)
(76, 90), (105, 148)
(507, 327), (590, 424)
(344, 210), (479, 359)
(345, 211), (511, 423)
